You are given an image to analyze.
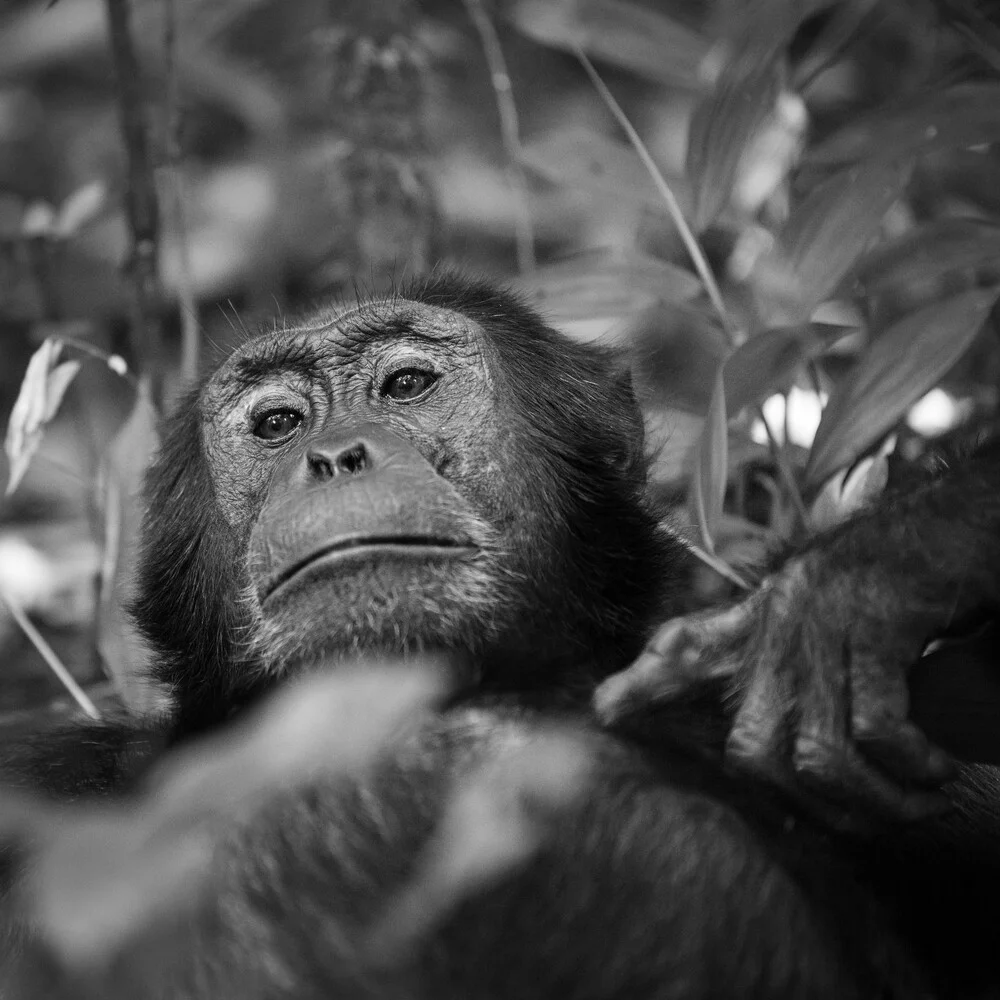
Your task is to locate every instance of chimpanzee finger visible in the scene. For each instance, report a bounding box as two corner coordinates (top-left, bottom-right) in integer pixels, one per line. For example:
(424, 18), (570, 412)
(645, 600), (760, 671)
(725, 650), (796, 787)
(790, 614), (850, 784)
(858, 719), (956, 788)
(791, 626), (953, 816)
(850, 656), (956, 787)
(593, 634), (740, 725)
(592, 602), (757, 724)
(794, 739), (951, 821)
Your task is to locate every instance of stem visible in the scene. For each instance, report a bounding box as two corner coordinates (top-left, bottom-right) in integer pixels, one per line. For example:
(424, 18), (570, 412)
(574, 46), (731, 339)
(756, 404), (811, 530)
(463, 0), (536, 279)
(62, 336), (142, 390)
(687, 542), (750, 590)
(164, 0), (200, 382)
(105, 0), (165, 405)
(577, 46), (812, 534)
(0, 591), (101, 721)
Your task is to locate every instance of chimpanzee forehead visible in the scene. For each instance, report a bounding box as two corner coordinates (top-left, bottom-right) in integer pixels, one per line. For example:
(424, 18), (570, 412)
(212, 298), (480, 392)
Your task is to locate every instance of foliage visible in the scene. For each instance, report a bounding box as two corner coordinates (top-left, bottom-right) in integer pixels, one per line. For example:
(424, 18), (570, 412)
(510, 0), (1000, 576)
(1, 0), (1000, 984)
(1, 0), (1000, 715)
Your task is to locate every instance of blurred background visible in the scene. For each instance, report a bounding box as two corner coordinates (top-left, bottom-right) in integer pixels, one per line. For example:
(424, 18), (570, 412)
(2, 0), (999, 726)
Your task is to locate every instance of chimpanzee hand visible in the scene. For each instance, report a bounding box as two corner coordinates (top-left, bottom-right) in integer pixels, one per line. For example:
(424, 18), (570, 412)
(595, 442), (1000, 822)
(594, 554), (955, 821)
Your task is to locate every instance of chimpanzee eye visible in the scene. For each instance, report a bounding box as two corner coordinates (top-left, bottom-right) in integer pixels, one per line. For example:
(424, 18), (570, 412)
(253, 410), (303, 441)
(381, 368), (438, 402)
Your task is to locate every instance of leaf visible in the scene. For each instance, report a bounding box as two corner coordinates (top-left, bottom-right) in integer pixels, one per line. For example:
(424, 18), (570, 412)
(849, 219), (1000, 298)
(805, 288), (999, 487)
(97, 382), (161, 711)
(4, 339), (82, 496)
(710, 0), (818, 63)
(21, 201), (55, 237)
(723, 322), (851, 416)
(808, 84), (1000, 168)
(519, 248), (701, 321)
(925, 150), (1000, 216)
(369, 731), (589, 960)
(791, 0), (880, 90)
(686, 58), (782, 230)
(810, 448), (889, 532)
(690, 367), (728, 553)
(645, 406), (705, 486)
(631, 302), (728, 413)
(521, 125), (692, 210)
(510, 0), (710, 88)
(53, 180), (107, 238)
(4, 668), (445, 967)
(755, 160), (910, 322)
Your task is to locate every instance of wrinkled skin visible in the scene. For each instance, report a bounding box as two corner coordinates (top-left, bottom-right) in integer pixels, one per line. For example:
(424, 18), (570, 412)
(2, 275), (1000, 999)
(597, 442), (1000, 824)
(130, 282), (676, 736)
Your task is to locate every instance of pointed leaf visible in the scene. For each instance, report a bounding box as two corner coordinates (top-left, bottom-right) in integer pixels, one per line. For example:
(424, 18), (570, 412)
(686, 59), (782, 230)
(4, 339), (82, 496)
(711, 0), (819, 63)
(690, 367), (728, 553)
(521, 125), (692, 210)
(849, 219), (1000, 297)
(53, 180), (107, 238)
(21, 201), (55, 238)
(723, 322), (851, 416)
(810, 449), (889, 531)
(631, 302), (728, 412)
(510, 0), (709, 88)
(756, 160), (910, 322)
(97, 382), (161, 711)
(645, 406), (706, 486)
(519, 248), (701, 321)
(925, 150), (1000, 216)
(806, 288), (998, 487)
(808, 84), (1000, 168)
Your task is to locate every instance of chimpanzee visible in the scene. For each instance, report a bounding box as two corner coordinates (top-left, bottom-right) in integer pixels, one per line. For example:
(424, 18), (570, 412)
(2, 273), (1000, 999)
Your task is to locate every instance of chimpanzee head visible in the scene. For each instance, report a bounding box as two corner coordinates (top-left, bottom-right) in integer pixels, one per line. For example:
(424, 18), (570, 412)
(131, 274), (680, 733)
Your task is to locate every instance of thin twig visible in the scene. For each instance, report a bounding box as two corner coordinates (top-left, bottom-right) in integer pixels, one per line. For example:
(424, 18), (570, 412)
(463, 0), (536, 279)
(577, 46), (811, 534)
(0, 591), (101, 721)
(104, 0), (165, 406)
(62, 337), (142, 391)
(574, 45), (730, 336)
(756, 406), (811, 529)
(687, 543), (750, 590)
(164, 0), (200, 382)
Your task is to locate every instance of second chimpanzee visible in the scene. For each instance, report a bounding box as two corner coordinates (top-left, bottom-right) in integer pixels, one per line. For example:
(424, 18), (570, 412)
(3, 273), (1000, 999)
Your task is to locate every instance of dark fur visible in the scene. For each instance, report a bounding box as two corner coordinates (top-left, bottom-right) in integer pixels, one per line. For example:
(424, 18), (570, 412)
(2, 275), (999, 998)
(132, 275), (684, 736)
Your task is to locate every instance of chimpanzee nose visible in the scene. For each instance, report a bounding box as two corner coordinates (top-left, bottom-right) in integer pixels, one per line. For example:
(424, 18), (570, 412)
(301, 424), (418, 484)
(306, 441), (370, 480)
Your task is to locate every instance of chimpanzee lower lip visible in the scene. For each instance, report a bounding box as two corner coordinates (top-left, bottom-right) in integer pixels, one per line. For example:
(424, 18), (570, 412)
(264, 536), (479, 599)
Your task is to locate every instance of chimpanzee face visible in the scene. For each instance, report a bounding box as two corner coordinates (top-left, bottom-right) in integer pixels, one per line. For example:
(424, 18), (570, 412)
(133, 275), (669, 728)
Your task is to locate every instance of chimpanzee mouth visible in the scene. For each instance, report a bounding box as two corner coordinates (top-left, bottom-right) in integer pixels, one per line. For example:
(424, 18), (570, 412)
(264, 536), (480, 600)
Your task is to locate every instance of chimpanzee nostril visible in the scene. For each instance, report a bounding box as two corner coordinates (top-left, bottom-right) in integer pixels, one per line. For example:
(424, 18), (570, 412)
(307, 452), (335, 481)
(336, 444), (368, 475)
(307, 443), (369, 481)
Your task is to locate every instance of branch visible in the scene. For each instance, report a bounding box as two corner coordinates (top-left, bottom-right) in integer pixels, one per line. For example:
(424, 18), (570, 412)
(463, 0), (536, 279)
(104, 0), (166, 403)
(164, 0), (200, 383)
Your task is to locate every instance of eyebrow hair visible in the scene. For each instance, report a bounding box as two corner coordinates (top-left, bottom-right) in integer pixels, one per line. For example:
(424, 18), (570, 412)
(229, 338), (324, 389)
(353, 314), (455, 347)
